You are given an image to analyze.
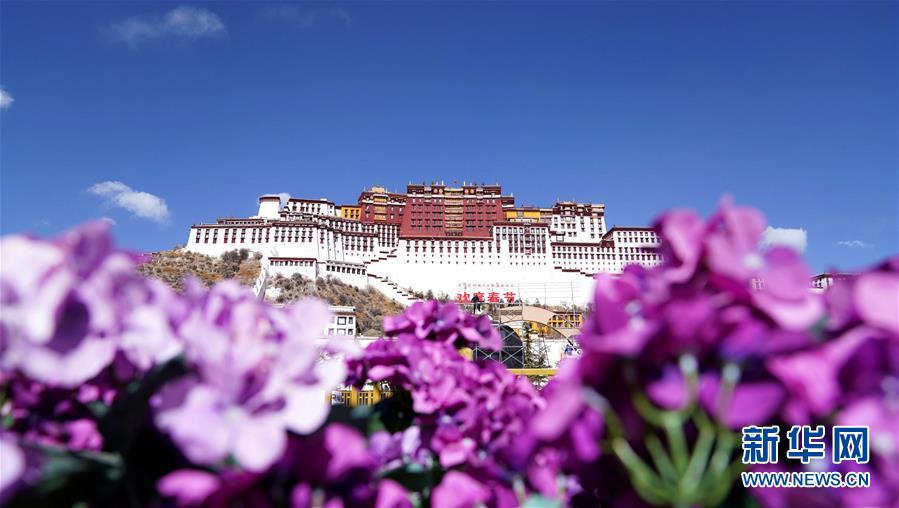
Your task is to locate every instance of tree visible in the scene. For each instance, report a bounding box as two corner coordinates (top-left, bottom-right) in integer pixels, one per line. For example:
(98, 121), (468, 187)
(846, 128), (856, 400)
(521, 321), (550, 387)
(218, 249), (251, 279)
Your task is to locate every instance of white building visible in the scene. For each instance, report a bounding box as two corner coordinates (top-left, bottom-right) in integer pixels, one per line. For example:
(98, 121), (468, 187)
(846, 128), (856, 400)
(809, 272), (855, 292)
(325, 306), (357, 336)
(185, 183), (663, 306)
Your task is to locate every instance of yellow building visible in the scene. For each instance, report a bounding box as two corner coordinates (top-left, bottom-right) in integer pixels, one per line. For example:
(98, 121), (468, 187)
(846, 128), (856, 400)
(339, 205), (361, 221)
(505, 207), (549, 223)
(547, 312), (584, 330)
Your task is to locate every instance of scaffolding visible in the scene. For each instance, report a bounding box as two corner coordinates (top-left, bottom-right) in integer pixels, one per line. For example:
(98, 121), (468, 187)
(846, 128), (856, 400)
(458, 301), (553, 370)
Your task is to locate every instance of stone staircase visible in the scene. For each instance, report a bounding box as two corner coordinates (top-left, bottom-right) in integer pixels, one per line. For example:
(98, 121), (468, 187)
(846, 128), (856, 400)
(366, 273), (417, 307)
(553, 265), (596, 279)
(256, 248), (416, 307)
(252, 256), (271, 300)
(361, 248), (398, 268)
(359, 248), (417, 306)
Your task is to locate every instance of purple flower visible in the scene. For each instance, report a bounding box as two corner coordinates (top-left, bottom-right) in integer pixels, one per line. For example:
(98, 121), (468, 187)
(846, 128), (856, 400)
(580, 271), (658, 358)
(1, 373), (115, 452)
(383, 300), (501, 350)
(349, 304), (555, 503)
(527, 198), (855, 506)
(272, 299), (350, 435)
(285, 424), (412, 508)
(752, 247), (824, 331)
(646, 367), (689, 411)
(3, 206), (895, 508)
(371, 480), (414, 508)
(745, 259), (899, 507)
(155, 380), (287, 471)
(0, 228), (118, 387)
(853, 271), (899, 335)
(118, 278), (186, 371)
(835, 397), (899, 507)
(157, 424), (409, 507)
(838, 396), (898, 462)
(63, 419), (103, 451)
(1, 222), (184, 386)
(654, 209), (705, 282)
(323, 423), (377, 479)
(531, 382), (589, 442)
(157, 469), (221, 507)
(767, 325), (871, 423)
(703, 196), (768, 284)
(369, 427), (426, 471)
(528, 378), (604, 473)
(698, 375), (785, 429)
(431, 471), (491, 508)
(155, 283), (342, 471)
(0, 434), (25, 503)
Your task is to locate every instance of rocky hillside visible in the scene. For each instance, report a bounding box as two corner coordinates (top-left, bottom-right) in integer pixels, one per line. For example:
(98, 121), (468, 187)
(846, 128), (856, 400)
(139, 248), (408, 335)
(138, 248), (261, 291)
(270, 273), (407, 336)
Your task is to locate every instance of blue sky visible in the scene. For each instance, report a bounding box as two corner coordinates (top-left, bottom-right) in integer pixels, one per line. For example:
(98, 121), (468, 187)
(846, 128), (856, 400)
(1, 1), (896, 272)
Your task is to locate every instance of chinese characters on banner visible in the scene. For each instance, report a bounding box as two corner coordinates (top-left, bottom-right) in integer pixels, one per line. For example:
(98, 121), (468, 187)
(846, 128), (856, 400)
(455, 283), (517, 304)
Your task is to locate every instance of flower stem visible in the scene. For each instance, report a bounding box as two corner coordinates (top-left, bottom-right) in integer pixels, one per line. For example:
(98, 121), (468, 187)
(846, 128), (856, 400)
(662, 413), (689, 474)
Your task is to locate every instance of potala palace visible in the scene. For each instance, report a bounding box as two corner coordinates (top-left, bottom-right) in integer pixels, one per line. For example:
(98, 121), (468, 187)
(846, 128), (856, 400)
(185, 182), (662, 306)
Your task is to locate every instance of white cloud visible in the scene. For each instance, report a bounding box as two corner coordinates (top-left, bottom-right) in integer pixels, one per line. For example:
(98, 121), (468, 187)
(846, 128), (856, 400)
(837, 240), (872, 249)
(88, 181), (170, 223)
(107, 6), (227, 46)
(275, 192), (291, 208)
(100, 217), (117, 226)
(0, 88), (13, 109)
(261, 5), (352, 29)
(761, 226), (807, 253)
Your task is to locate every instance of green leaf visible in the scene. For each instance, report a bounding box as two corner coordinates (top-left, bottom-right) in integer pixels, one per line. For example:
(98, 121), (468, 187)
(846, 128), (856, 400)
(521, 495), (563, 508)
(380, 462), (436, 492)
(86, 400), (110, 419)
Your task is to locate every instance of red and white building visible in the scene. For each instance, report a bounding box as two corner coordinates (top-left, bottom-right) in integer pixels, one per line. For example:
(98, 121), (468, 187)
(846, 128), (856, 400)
(185, 182), (663, 305)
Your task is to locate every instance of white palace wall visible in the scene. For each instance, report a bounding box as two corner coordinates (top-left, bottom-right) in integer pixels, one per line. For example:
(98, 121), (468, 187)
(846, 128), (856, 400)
(184, 196), (663, 307)
(364, 233), (596, 306)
